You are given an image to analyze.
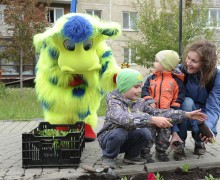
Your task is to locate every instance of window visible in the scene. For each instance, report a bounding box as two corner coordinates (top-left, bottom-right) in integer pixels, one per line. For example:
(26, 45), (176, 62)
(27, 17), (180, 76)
(123, 12), (137, 31)
(0, 5), (6, 23)
(47, 8), (64, 23)
(86, 10), (101, 19)
(123, 48), (136, 64)
(208, 8), (220, 27)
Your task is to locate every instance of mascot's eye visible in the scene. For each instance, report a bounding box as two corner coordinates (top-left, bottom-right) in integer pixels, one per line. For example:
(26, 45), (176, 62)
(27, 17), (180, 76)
(63, 39), (75, 51)
(83, 39), (93, 51)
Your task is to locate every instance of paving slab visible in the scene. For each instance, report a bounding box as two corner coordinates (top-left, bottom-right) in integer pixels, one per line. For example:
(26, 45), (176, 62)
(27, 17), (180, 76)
(0, 117), (220, 179)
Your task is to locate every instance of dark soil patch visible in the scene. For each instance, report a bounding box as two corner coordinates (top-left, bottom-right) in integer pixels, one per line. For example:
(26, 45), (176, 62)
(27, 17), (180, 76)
(152, 167), (220, 180)
(123, 167), (220, 180)
(77, 167), (220, 180)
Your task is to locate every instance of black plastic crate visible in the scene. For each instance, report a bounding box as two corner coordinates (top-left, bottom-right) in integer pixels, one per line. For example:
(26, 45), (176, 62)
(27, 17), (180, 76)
(22, 122), (85, 168)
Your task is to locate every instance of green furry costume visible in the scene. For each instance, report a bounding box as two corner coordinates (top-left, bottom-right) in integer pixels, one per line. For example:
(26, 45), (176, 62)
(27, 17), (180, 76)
(34, 13), (121, 140)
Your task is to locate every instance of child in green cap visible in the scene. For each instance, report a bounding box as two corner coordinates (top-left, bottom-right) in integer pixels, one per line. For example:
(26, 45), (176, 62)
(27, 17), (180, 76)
(141, 50), (185, 162)
(97, 68), (205, 169)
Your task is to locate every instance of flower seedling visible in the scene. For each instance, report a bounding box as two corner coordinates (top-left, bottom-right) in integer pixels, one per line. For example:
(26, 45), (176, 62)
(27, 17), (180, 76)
(205, 174), (215, 180)
(155, 172), (164, 180)
(181, 163), (190, 173)
(38, 128), (80, 137)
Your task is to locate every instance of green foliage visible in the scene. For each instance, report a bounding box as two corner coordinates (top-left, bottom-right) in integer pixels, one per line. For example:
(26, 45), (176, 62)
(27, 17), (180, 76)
(181, 163), (190, 173)
(0, 88), (43, 120)
(0, 0), (50, 63)
(121, 176), (128, 180)
(0, 88), (106, 120)
(38, 129), (79, 137)
(0, 83), (7, 99)
(205, 174), (216, 180)
(129, 0), (216, 67)
(155, 172), (164, 180)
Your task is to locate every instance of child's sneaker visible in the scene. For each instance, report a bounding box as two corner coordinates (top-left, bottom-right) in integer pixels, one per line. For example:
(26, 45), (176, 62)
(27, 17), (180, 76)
(123, 155), (145, 165)
(145, 157), (155, 163)
(173, 150), (186, 161)
(155, 151), (170, 162)
(102, 156), (116, 169)
(194, 143), (206, 155)
(140, 153), (155, 163)
(171, 141), (185, 153)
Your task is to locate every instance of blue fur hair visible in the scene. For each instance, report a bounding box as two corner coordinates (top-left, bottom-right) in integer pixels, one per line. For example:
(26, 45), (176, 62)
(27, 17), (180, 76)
(63, 15), (94, 44)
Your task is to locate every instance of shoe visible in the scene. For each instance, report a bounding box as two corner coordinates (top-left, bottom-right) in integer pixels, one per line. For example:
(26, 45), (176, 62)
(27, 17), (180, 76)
(145, 157), (155, 163)
(123, 155), (145, 165)
(155, 151), (170, 162)
(194, 143), (206, 155)
(102, 156), (116, 168)
(173, 150), (186, 161)
(85, 124), (96, 142)
(140, 153), (154, 163)
(171, 141), (185, 153)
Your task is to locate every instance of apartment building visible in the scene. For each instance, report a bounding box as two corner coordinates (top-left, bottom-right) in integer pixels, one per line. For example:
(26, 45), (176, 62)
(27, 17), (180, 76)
(0, 0), (220, 82)
(0, 0), (71, 83)
(76, 0), (147, 73)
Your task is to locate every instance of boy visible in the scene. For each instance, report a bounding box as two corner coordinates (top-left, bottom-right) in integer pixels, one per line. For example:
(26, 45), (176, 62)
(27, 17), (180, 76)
(141, 50), (184, 162)
(97, 68), (206, 168)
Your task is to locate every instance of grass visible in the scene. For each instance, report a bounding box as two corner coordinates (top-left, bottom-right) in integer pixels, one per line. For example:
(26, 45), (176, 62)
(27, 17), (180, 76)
(0, 87), (107, 120)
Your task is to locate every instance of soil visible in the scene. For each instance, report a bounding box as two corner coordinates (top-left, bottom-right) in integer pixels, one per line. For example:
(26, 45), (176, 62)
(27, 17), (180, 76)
(157, 167), (220, 180)
(124, 167), (220, 180)
(77, 167), (220, 180)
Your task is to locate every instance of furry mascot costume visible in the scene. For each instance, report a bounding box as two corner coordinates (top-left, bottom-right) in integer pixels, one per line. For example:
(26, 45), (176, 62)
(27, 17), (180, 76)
(34, 13), (121, 141)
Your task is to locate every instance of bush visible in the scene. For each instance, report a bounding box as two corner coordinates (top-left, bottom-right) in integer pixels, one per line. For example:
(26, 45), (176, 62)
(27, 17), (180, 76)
(0, 83), (7, 99)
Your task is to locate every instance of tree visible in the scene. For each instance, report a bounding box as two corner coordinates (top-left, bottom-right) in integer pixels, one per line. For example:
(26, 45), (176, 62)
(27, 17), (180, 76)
(0, 0), (50, 88)
(128, 0), (216, 67)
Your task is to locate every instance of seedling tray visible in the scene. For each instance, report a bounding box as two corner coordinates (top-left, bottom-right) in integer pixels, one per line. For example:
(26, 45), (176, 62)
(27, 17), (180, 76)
(22, 122), (85, 168)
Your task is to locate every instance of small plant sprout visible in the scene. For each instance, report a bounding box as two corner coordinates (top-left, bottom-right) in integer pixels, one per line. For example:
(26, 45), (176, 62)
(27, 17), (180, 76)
(181, 163), (190, 173)
(205, 174), (215, 180)
(120, 176), (127, 180)
(155, 172), (164, 180)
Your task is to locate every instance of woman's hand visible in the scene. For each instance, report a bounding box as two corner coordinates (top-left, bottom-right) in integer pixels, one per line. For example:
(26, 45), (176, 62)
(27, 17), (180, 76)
(151, 117), (173, 128)
(185, 109), (207, 122)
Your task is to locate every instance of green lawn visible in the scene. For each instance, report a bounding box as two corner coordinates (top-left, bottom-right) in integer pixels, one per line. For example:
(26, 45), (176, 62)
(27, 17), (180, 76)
(0, 87), (106, 120)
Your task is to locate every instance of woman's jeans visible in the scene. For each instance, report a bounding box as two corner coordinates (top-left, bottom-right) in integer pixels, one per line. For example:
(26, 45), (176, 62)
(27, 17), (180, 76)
(100, 127), (152, 159)
(177, 97), (203, 144)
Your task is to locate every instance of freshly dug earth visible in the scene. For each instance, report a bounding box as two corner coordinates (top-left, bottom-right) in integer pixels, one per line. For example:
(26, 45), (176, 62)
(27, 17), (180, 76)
(153, 167), (220, 180)
(78, 167), (220, 180)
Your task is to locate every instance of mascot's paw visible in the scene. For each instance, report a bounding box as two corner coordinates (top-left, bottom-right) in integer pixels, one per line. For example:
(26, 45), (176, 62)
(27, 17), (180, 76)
(85, 124), (96, 142)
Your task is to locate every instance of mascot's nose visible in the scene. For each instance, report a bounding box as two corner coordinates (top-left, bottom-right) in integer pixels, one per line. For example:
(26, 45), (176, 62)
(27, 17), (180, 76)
(61, 64), (101, 74)
(58, 51), (101, 74)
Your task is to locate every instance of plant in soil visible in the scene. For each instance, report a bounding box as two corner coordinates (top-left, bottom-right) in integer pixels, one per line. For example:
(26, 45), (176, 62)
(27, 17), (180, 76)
(37, 128), (80, 136)
(157, 167), (220, 180)
(36, 128), (80, 155)
(181, 163), (190, 173)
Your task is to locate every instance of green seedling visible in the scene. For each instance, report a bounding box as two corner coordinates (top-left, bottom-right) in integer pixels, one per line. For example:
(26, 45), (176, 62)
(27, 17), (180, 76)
(155, 172), (164, 180)
(210, 138), (215, 144)
(37, 128), (80, 155)
(181, 163), (190, 173)
(205, 174), (216, 180)
(38, 128), (79, 137)
(121, 176), (127, 180)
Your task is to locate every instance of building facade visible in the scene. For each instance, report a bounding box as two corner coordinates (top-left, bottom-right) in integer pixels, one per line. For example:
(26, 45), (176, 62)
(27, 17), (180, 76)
(0, 0), (220, 82)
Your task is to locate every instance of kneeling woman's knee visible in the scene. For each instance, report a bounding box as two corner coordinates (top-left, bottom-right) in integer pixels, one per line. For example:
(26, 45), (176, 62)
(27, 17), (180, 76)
(181, 97), (195, 111)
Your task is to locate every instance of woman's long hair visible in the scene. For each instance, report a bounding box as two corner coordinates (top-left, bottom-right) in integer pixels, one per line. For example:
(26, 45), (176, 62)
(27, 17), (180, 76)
(182, 39), (217, 86)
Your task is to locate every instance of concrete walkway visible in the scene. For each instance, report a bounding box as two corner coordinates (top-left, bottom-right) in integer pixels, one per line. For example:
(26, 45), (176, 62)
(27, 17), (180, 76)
(0, 117), (220, 180)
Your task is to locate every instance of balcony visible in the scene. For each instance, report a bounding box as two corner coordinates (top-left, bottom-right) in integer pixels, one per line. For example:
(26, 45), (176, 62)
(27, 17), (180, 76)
(0, 63), (35, 87)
